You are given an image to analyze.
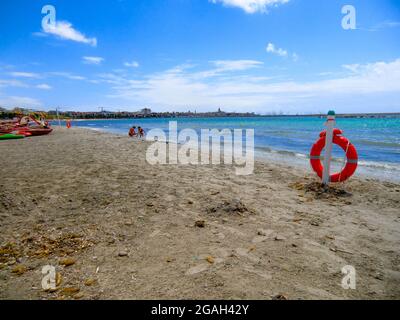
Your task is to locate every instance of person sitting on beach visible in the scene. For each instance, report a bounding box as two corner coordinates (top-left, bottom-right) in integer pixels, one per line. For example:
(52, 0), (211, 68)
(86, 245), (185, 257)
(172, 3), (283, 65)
(19, 116), (29, 126)
(138, 126), (145, 138)
(129, 126), (137, 137)
(41, 118), (50, 128)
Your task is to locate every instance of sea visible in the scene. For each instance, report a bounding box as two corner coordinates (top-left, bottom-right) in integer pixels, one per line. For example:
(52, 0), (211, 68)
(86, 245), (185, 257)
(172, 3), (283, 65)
(58, 116), (400, 182)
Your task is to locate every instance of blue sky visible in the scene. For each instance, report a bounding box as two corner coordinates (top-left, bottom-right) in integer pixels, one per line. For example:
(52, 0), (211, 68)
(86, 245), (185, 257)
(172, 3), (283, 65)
(0, 0), (399, 114)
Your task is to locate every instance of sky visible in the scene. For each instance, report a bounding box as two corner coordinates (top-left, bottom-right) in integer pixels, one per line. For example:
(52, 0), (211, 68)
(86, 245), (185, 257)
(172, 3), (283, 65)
(0, 0), (400, 114)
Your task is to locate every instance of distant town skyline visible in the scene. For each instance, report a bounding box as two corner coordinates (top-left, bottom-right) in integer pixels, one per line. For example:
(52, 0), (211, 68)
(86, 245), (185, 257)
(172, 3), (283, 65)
(0, 0), (400, 114)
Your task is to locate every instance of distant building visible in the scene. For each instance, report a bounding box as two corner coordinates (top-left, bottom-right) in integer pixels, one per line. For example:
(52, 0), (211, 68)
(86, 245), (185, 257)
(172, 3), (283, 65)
(141, 108), (152, 115)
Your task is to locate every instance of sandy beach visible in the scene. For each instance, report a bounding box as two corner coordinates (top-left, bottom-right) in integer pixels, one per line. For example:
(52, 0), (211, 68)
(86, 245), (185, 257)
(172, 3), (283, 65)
(0, 127), (399, 300)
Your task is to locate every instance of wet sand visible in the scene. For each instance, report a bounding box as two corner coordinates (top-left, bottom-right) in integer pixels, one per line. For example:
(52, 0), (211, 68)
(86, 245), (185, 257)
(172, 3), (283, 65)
(0, 127), (399, 300)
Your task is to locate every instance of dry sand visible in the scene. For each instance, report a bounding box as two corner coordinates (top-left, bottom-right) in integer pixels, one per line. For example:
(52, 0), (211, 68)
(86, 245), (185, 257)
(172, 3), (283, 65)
(0, 127), (399, 300)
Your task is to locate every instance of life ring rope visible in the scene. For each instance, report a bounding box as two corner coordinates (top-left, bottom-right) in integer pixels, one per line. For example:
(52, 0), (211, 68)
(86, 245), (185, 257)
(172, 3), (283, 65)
(338, 140), (350, 183)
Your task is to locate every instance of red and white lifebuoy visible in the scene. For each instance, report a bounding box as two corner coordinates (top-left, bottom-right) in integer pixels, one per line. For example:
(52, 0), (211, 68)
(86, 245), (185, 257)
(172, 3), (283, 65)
(310, 129), (358, 183)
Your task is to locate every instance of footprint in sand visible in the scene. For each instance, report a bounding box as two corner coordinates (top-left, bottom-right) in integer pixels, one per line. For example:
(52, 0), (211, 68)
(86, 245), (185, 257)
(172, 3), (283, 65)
(235, 248), (259, 263)
(185, 264), (209, 275)
(185, 252), (226, 276)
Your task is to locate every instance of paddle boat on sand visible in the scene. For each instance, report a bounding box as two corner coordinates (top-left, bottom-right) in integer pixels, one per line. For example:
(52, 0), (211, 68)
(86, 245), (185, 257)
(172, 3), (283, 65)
(0, 112), (53, 138)
(0, 133), (25, 140)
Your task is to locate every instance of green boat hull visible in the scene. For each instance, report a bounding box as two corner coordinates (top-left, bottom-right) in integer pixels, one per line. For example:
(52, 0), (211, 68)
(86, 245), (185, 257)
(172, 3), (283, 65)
(0, 134), (25, 140)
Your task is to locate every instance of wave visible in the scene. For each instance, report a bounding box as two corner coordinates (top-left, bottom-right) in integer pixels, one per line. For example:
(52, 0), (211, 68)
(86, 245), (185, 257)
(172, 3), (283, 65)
(357, 160), (400, 171)
(353, 139), (400, 148)
(256, 147), (308, 159)
(255, 146), (400, 171)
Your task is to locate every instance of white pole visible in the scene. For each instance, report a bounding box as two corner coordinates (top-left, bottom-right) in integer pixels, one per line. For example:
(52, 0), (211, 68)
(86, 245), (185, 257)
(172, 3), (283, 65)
(56, 108), (61, 127)
(322, 111), (336, 185)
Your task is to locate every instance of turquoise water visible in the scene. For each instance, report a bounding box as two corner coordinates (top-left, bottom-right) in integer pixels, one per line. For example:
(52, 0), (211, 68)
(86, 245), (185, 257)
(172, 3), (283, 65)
(59, 116), (400, 182)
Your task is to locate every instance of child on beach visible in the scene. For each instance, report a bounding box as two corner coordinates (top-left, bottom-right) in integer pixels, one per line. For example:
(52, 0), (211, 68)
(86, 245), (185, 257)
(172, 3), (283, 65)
(138, 127), (145, 138)
(129, 126), (137, 137)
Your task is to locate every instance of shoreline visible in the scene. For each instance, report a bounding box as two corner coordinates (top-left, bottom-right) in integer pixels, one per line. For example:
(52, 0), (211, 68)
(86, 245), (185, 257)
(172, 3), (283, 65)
(1, 127), (399, 300)
(76, 124), (400, 184)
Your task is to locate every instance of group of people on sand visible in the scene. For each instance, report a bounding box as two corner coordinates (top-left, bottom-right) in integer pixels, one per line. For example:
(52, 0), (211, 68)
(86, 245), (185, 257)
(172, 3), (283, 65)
(129, 125), (145, 138)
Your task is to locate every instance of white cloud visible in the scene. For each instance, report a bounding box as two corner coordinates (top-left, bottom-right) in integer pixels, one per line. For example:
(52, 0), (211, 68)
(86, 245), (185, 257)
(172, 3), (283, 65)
(189, 60), (263, 79)
(100, 58), (400, 113)
(366, 20), (400, 32)
(96, 60), (263, 85)
(0, 79), (27, 87)
(49, 72), (86, 80)
(124, 61), (140, 68)
(377, 21), (400, 28)
(5, 59), (395, 113)
(212, 60), (263, 71)
(342, 64), (360, 73)
(9, 72), (41, 78)
(36, 84), (52, 90)
(210, 0), (289, 14)
(0, 96), (42, 108)
(42, 21), (97, 46)
(1, 78), (51, 90)
(83, 56), (104, 65)
(266, 43), (287, 57)
(266, 43), (299, 61)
